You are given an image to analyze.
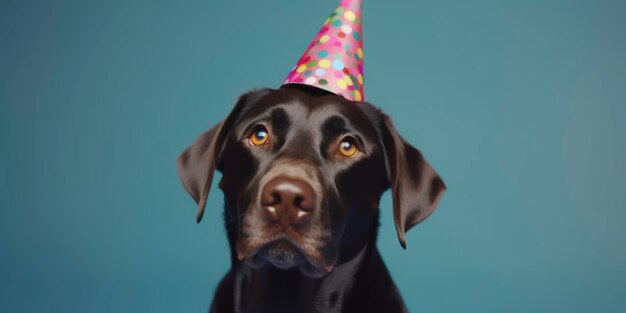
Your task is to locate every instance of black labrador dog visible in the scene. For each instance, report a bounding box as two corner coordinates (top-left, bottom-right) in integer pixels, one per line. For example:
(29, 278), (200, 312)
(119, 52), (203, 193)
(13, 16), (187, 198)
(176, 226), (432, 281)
(178, 85), (446, 313)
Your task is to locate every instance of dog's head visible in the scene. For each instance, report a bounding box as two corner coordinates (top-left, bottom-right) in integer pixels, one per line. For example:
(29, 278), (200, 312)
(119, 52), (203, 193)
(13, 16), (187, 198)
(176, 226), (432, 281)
(178, 86), (445, 277)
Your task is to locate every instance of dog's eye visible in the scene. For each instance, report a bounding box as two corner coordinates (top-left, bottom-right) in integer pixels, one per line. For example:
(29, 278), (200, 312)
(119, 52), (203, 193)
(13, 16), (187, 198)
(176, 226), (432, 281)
(339, 138), (359, 158)
(249, 127), (269, 146)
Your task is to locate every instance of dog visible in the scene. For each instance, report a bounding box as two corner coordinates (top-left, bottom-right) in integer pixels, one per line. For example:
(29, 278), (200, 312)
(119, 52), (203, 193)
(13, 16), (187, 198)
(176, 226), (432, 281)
(177, 85), (446, 313)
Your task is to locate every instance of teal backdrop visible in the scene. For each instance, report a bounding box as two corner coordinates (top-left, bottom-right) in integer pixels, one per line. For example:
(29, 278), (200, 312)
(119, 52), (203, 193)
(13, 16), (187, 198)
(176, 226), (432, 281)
(1, 0), (625, 312)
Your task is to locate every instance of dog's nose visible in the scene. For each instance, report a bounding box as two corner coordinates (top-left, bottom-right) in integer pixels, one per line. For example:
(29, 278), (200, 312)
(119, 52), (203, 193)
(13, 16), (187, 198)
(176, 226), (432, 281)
(261, 176), (316, 224)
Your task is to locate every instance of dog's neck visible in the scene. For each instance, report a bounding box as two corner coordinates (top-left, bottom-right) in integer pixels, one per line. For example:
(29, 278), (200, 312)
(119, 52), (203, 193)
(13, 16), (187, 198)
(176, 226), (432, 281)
(231, 241), (373, 313)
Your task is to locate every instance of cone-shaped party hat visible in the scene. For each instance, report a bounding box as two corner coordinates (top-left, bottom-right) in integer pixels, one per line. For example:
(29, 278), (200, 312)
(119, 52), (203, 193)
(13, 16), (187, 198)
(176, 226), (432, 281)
(282, 0), (364, 102)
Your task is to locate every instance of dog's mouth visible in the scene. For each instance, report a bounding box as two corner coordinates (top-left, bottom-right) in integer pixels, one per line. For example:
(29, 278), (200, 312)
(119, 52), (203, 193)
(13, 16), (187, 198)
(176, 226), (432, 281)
(237, 237), (334, 276)
(252, 240), (306, 269)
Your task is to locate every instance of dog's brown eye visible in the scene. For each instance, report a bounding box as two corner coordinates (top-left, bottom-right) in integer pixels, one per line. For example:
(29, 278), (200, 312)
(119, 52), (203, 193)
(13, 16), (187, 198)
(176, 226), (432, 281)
(339, 138), (359, 158)
(249, 127), (269, 146)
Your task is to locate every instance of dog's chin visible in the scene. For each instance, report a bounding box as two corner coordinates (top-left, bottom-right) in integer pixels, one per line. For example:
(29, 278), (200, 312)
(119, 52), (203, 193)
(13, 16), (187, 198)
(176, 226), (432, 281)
(243, 240), (330, 278)
(258, 240), (305, 269)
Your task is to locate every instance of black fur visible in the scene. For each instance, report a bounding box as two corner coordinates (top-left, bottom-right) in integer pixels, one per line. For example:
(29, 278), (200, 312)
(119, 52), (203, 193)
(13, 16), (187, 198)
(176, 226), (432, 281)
(177, 85), (446, 313)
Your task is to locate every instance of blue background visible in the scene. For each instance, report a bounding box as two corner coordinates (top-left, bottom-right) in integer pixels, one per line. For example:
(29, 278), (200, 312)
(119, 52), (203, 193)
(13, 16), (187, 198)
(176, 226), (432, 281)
(2, 0), (625, 312)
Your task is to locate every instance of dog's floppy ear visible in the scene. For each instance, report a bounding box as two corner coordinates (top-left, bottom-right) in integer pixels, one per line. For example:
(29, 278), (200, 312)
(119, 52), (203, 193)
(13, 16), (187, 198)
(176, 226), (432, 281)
(177, 122), (224, 223)
(379, 115), (446, 249)
(177, 89), (269, 223)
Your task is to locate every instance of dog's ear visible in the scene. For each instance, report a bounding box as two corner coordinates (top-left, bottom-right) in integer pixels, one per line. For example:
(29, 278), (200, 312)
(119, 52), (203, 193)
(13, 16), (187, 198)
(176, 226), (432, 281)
(177, 89), (270, 223)
(177, 122), (224, 223)
(379, 115), (446, 249)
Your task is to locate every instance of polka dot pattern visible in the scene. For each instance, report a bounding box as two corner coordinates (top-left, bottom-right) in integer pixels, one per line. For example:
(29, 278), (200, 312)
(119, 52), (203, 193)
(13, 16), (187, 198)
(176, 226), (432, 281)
(282, 0), (364, 102)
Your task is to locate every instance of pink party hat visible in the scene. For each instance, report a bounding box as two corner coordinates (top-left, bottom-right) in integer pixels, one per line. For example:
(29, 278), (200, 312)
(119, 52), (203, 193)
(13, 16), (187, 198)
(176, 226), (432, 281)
(282, 0), (364, 102)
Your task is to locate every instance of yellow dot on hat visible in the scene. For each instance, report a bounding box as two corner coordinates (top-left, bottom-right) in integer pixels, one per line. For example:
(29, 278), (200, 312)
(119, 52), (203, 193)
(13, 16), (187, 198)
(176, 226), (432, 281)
(357, 74), (363, 85)
(344, 75), (353, 86)
(319, 59), (331, 68)
(341, 24), (352, 34)
(320, 35), (330, 43)
(354, 90), (362, 101)
(296, 64), (307, 73)
(336, 79), (347, 90)
(344, 11), (356, 21)
(357, 47), (363, 58)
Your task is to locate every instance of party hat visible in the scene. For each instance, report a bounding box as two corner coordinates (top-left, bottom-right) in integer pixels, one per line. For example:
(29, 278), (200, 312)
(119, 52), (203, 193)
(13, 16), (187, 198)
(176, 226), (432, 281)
(282, 0), (364, 102)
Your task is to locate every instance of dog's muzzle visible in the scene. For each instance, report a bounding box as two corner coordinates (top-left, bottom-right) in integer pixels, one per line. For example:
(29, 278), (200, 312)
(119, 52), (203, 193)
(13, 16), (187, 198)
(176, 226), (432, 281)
(237, 161), (333, 275)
